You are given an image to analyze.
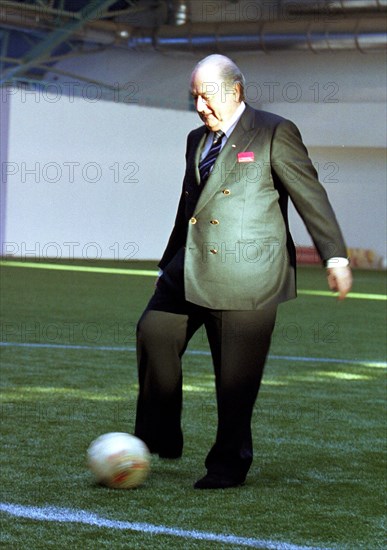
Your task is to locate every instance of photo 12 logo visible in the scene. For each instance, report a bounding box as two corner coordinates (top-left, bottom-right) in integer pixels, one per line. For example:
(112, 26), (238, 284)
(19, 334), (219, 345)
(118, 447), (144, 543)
(1, 161), (140, 184)
(1, 82), (140, 104)
(2, 241), (140, 261)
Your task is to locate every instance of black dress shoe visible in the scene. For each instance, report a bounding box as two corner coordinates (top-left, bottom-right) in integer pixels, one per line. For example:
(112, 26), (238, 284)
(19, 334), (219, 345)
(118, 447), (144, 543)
(193, 473), (244, 489)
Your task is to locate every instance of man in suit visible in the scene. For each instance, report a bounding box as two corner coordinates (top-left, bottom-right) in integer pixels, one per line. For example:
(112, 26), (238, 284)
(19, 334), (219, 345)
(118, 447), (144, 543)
(134, 54), (352, 489)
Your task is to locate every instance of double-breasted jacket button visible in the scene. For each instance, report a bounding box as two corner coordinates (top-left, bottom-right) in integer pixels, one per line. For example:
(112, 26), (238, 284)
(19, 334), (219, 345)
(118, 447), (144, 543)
(190, 217), (197, 224)
(210, 219), (219, 225)
(185, 190), (189, 196)
(210, 249), (218, 254)
(222, 189), (231, 195)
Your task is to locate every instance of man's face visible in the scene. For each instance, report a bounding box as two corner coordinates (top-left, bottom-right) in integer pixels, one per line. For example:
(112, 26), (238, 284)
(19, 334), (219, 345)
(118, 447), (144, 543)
(190, 66), (240, 132)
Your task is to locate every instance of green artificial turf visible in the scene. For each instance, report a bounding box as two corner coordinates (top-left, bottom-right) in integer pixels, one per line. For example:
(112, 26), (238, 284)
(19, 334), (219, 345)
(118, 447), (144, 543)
(0, 261), (386, 549)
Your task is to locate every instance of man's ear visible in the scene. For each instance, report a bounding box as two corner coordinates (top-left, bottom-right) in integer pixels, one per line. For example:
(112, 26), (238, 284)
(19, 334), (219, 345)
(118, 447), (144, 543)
(234, 82), (243, 103)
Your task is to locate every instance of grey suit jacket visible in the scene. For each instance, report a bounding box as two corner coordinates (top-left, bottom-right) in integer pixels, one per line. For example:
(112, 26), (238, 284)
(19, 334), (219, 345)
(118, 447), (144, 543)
(159, 105), (347, 310)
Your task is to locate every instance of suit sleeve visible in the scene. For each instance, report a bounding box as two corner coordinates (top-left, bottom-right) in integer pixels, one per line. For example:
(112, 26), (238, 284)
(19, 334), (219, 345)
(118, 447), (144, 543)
(270, 119), (347, 261)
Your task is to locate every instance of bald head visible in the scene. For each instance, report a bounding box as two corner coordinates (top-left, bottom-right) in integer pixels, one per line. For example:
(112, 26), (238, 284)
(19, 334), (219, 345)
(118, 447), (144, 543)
(191, 54), (245, 101)
(190, 55), (245, 131)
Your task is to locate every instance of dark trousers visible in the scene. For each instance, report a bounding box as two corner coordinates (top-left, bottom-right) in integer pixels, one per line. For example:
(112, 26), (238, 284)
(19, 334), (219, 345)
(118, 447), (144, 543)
(134, 282), (277, 480)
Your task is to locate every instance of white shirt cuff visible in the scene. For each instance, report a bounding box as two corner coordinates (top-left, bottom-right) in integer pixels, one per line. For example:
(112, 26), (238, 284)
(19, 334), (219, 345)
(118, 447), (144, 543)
(325, 257), (350, 268)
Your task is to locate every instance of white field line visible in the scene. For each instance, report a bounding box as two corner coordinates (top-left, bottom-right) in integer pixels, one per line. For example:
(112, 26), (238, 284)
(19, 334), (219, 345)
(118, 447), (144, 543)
(0, 341), (385, 368)
(1, 260), (385, 301)
(0, 502), (331, 550)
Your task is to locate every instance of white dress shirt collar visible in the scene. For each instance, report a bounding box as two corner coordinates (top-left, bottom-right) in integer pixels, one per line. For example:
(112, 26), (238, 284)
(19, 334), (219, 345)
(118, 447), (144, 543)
(221, 101), (246, 138)
(201, 102), (246, 159)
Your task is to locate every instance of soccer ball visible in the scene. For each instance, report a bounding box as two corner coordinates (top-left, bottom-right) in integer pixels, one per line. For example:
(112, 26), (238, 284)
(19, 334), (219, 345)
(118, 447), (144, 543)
(87, 432), (150, 489)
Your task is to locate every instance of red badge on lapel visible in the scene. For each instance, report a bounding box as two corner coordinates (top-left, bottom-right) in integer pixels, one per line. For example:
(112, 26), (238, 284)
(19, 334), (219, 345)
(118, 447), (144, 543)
(237, 152), (255, 163)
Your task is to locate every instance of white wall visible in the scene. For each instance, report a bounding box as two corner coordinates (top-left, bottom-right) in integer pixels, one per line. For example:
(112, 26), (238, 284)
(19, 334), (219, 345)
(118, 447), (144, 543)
(1, 50), (386, 263)
(0, 86), (10, 248)
(2, 95), (197, 261)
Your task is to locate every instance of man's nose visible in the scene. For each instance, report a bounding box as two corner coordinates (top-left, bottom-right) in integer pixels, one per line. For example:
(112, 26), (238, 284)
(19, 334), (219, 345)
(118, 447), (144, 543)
(196, 95), (206, 112)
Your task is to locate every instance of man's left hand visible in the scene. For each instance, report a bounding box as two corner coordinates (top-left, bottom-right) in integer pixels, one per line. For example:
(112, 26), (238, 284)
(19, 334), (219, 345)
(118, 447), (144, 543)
(327, 266), (353, 300)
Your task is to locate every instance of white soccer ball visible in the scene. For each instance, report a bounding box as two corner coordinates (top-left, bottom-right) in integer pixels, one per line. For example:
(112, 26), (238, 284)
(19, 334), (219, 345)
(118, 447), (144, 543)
(87, 432), (150, 489)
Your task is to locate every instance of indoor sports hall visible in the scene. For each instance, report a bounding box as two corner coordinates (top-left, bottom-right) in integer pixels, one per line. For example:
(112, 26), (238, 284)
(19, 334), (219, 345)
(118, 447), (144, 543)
(1, 2), (386, 549)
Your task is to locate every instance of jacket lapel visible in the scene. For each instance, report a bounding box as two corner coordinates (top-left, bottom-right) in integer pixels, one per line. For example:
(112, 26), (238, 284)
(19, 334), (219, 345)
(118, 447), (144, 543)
(194, 106), (259, 214)
(194, 132), (208, 184)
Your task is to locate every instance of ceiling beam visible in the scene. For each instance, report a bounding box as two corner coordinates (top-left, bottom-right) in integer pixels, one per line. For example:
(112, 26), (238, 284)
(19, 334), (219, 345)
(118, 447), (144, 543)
(0, 29), (9, 74)
(0, 0), (118, 84)
(0, 0), (83, 21)
(0, 57), (118, 91)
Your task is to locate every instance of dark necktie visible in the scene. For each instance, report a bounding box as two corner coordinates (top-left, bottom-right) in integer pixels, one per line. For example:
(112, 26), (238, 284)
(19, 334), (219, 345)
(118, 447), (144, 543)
(199, 130), (225, 184)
